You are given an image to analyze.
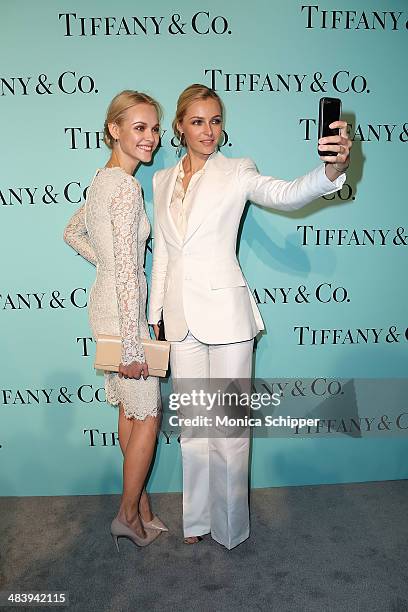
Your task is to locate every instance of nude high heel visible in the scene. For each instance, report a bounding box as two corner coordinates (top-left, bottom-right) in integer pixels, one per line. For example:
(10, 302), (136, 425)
(141, 515), (169, 532)
(110, 516), (161, 551)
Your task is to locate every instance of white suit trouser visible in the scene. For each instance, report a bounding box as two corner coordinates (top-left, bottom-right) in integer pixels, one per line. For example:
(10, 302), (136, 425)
(170, 331), (253, 550)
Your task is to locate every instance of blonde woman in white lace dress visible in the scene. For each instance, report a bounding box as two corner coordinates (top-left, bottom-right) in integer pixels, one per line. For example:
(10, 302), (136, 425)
(64, 91), (167, 548)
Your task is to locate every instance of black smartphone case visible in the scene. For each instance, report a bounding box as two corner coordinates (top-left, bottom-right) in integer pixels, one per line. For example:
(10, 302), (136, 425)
(318, 97), (342, 157)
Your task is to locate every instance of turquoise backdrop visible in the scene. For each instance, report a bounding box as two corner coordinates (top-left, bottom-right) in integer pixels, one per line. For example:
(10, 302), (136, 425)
(1, 0), (407, 496)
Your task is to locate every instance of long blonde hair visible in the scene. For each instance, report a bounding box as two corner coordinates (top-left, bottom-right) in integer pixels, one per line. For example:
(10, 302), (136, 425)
(103, 90), (162, 148)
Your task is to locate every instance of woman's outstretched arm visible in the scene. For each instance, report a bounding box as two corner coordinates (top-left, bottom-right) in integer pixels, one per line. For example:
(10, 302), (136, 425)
(239, 120), (351, 211)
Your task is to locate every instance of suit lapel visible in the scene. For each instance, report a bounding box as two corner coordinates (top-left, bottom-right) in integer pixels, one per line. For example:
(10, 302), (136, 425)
(184, 153), (233, 244)
(155, 153), (233, 246)
(156, 164), (182, 246)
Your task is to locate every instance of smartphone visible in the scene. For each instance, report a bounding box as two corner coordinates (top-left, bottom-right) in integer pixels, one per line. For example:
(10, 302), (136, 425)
(318, 97), (342, 156)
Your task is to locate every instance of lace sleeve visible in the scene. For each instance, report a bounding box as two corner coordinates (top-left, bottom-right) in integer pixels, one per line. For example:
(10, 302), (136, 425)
(63, 203), (97, 265)
(109, 176), (145, 366)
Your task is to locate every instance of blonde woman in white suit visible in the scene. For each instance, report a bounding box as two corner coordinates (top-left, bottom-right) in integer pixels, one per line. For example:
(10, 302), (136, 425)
(149, 84), (351, 549)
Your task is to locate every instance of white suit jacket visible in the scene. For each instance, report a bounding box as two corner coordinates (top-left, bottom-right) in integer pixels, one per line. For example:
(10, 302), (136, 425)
(148, 152), (345, 343)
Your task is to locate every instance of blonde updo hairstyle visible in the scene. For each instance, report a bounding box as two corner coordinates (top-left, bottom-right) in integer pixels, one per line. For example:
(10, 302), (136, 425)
(103, 90), (162, 149)
(172, 84), (224, 146)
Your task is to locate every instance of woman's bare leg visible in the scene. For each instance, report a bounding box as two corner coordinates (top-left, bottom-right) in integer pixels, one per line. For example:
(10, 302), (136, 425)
(117, 405), (159, 535)
(118, 405), (154, 522)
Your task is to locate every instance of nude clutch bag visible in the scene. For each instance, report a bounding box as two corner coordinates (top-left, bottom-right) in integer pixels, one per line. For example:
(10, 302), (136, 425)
(94, 334), (170, 378)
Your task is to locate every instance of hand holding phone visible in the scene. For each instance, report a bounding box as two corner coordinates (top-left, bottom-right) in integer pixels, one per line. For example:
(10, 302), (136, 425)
(318, 97), (342, 157)
(317, 97), (352, 174)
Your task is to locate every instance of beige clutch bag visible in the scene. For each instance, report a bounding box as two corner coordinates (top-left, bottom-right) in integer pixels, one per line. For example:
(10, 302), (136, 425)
(94, 334), (170, 378)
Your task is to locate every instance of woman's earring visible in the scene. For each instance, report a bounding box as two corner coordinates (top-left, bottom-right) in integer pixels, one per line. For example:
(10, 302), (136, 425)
(176, 133), (185, 158)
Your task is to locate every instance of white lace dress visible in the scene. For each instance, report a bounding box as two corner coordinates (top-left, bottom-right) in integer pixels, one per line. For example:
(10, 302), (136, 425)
(64, 167), (161, 420)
